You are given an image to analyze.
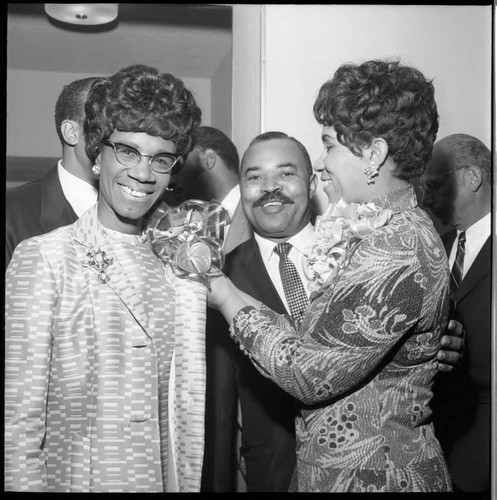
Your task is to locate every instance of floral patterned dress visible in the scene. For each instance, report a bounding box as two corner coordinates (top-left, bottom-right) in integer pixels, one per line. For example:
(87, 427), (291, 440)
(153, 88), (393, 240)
(229, 185), (452, 492)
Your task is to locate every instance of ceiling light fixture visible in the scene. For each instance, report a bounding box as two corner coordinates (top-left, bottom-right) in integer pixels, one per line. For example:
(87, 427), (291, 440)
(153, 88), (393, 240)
(44, 4), (118, 26)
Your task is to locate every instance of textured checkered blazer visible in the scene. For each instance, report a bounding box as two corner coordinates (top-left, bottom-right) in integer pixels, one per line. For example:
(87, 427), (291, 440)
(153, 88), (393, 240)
(5, 204), (206, 492)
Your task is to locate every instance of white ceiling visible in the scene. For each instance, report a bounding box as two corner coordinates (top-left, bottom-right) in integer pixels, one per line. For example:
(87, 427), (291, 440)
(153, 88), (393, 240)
(7, 3), (233, 78)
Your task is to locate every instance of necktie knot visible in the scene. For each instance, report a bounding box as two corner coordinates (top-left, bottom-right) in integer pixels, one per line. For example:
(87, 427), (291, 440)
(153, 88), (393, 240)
(458, 231), (466, 246)
(274, 242), (292, 258)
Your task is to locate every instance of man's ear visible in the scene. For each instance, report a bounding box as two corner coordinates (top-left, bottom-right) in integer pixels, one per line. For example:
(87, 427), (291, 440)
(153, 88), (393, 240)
(464, 165), (483, 192)
(60, 120), (80, 146)
(201, 148), (217, 170)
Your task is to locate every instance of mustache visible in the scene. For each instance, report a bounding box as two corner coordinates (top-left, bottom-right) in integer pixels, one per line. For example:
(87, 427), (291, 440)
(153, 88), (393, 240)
(253, 192), (295, 208)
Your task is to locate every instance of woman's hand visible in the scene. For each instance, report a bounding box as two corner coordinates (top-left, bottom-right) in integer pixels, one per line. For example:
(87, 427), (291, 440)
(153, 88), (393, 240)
(208, 273), (236, 311)
(208, 274), (262, 324)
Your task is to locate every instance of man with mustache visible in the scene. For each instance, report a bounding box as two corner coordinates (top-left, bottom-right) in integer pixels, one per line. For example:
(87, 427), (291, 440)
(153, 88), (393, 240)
(203, 131), (464, 492)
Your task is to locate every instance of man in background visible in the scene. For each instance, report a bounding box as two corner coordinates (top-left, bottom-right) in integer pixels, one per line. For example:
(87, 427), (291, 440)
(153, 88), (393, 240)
(6, 76), (100, 266)
(421, 133), (491, 495)
(170, 125), (251, 254)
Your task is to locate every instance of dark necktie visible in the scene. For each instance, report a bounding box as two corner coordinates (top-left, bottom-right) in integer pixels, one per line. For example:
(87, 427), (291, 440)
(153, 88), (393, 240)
(451, 231), (466, 290)
(274, 242), (309, 325)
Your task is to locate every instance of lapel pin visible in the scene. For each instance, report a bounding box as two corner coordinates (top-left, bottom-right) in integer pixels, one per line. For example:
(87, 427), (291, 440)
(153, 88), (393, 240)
(81, 246), (114, 284)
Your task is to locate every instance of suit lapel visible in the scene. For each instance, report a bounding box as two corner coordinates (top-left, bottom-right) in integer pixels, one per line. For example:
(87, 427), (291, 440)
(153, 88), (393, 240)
(454, 237), (491, 303)
(40, 167), (78, 233)
(224, 200), (253, 255)
(71, 205), (155, 340)
(234, 239), (287, 314)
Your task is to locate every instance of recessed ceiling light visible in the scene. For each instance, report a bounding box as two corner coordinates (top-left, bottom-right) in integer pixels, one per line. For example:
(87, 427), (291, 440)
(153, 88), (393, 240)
(44, 4), (118, 26)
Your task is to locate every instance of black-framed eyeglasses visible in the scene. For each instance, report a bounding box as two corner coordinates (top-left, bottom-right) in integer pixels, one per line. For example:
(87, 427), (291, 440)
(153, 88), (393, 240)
(102, 140), (183, 174)
(419, 166), (467, 193)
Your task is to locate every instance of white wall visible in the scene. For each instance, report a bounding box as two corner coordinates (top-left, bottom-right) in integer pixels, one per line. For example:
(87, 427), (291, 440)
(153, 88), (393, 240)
(231, 5), (263, 162)
(262, 5), (492, 213)
(211, 48), (233, 138)
(7, 69), (212, 158)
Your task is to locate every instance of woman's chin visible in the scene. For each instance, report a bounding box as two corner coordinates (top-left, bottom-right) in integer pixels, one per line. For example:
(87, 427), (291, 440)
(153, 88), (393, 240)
(324, 182), (342, 204)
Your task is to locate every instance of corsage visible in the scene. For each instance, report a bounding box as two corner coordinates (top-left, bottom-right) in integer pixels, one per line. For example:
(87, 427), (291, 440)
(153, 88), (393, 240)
(146, 199), (230, 288)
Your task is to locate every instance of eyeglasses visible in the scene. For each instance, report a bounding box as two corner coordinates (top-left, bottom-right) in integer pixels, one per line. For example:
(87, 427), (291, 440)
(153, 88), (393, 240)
(419, 166), (467, 193)
(102, 140), (183, 174)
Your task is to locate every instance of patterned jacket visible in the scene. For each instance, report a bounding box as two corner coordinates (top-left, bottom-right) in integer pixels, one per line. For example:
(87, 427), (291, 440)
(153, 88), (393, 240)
(230, 186), (452, 492)
(5, 204), (206, 492)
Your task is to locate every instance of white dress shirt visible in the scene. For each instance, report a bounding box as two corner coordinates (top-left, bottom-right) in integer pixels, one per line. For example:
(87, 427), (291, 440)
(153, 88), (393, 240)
(221, 184), (241, 248)
(448, 213), (491, 280)
(254, 222), (315, 314)
(58, 160), (98, 217)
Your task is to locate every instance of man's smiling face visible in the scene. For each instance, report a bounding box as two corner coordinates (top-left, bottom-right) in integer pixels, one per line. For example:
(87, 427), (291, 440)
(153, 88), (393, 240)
(240, 138), (316, 242)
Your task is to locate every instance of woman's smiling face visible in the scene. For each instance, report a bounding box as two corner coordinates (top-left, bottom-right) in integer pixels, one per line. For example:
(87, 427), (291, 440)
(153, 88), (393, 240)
(313, 125), (371, 204)
(96, 130), (175, 234)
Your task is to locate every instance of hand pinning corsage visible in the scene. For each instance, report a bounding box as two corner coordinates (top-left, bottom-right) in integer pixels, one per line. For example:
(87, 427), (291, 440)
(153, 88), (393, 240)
(305, 198), (393, 298)
(146, 200), (231, 288)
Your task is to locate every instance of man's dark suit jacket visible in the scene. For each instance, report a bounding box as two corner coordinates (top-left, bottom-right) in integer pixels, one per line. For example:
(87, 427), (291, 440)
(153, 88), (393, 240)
(201, 237), (297, 492)
(432, 231), (491, 493)
(5, 166), (78, 267)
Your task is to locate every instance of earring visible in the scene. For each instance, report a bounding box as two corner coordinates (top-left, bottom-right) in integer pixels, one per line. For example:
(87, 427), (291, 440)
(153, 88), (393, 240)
(364, 162), (379, 185)
(92, 164), (101, 176)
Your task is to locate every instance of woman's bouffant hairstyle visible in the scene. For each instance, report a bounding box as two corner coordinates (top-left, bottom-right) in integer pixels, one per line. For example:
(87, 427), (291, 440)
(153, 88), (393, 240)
(84, 64), (202, 163)
(313, 59), (439, 179)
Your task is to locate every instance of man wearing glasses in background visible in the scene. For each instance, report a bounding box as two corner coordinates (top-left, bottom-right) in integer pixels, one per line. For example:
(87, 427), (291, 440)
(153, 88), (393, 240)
(420, 133), (491, 495)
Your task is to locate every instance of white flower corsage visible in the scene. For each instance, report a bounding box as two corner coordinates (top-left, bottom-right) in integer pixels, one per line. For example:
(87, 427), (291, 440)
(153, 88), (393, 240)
(305, 198), (393, 297)
(146, 199), (230, 288)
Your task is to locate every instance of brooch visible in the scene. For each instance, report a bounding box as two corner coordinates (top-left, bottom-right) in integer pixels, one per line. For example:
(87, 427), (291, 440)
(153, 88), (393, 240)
(81, 246), (113, 284)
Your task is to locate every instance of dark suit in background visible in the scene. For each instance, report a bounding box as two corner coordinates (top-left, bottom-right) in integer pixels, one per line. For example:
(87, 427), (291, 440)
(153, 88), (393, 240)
(432, 231), (491, 493)
(202, 237), (297, 492)
(5, 167), (78, 267)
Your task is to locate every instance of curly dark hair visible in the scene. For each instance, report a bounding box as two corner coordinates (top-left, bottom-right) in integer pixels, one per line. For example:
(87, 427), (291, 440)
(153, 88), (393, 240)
(313, 59), (439, 179)
(84, 64), (202, 163)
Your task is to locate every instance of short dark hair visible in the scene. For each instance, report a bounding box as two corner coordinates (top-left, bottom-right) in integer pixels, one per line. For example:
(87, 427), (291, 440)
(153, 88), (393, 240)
(194, 126), (239, 173)
(54, 77), (100, 145)
(433, 133), (491, 184)
(313, 59), (439, 180)
(242, 131), (313, 176)
(84, 64), (202, 163)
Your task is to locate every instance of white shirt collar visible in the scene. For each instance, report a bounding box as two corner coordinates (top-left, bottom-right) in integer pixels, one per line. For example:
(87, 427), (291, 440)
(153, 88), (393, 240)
(58, 160), (98, 217)
(254, 222), (315, 264)
(450, 212), (491, 277)
(221, 184), (241, 220)
(462, 212), (491, 243)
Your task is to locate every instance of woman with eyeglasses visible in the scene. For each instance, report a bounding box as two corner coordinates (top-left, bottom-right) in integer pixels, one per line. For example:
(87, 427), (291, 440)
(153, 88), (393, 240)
(5, 65), (202, 492)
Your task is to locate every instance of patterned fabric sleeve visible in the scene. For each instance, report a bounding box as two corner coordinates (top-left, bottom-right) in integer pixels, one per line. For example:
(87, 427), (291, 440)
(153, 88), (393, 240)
(5, 238), (57, 491)
(230, 226), (447, 406)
